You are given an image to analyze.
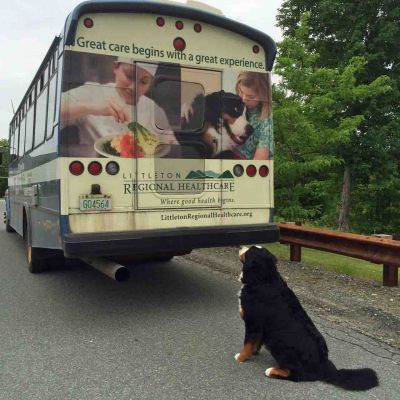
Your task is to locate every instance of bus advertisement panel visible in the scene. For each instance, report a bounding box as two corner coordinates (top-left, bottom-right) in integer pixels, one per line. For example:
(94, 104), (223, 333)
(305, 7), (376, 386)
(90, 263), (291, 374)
(60, 11), (274, 236)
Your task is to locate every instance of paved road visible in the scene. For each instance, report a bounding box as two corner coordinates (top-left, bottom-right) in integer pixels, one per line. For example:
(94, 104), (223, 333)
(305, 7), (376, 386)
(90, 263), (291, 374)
(1, 200), (399, 399)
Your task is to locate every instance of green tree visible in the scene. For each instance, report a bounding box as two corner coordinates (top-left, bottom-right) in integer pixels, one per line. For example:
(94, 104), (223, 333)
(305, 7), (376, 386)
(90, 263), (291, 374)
(0, 138), (9, 197)
(276, 1), (400, 233)
(273, 14), (391, 229)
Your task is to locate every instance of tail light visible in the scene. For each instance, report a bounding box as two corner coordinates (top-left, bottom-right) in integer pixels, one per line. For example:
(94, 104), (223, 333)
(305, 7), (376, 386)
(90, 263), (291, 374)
(88, 161), (102, 176)
(259, 165), (269, 177)
(69, 161), (84, 176)
(246, 165), (257, 177)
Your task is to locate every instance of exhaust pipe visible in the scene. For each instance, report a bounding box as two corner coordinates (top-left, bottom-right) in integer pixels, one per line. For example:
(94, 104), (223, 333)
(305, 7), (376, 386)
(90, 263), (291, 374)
(83, 258), (130, 282)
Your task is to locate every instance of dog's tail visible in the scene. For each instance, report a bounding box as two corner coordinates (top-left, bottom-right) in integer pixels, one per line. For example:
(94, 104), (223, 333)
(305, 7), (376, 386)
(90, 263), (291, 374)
(324, 360), (379, 391)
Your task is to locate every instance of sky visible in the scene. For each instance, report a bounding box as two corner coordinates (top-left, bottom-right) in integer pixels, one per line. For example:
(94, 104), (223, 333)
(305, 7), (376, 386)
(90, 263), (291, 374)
(0, 0), (283, 140)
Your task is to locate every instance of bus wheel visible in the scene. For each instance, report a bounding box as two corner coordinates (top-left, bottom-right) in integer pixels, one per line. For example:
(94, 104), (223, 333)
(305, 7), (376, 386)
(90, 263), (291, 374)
(25, 243), (47, 273)
(23, 225), (47, 273)
(47, 251), (66, 270)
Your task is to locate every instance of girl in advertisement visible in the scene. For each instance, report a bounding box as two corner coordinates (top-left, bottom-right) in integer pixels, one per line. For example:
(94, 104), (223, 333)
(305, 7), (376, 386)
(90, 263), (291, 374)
(235, 71), (273, 160)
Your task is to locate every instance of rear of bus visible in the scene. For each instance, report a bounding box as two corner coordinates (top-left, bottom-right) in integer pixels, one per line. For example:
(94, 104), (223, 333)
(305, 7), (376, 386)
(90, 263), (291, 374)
(59, 1), (279, 259)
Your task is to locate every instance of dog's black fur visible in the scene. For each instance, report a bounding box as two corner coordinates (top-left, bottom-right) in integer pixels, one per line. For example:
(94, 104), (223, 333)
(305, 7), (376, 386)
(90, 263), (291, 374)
(178, 90), (253, 158)
(237, 246), (379, 391)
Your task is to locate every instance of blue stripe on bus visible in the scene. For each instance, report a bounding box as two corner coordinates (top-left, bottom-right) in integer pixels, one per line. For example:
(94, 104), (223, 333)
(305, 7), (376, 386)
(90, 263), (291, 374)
(60, 215), (70, 236)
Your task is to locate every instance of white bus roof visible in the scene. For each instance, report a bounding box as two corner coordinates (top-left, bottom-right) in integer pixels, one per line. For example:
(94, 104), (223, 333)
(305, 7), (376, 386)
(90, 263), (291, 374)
(63, 0), (276, 69)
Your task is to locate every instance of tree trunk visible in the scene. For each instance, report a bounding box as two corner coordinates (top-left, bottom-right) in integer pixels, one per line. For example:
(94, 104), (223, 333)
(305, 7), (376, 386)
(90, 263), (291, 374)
(338, 165), (351, 231)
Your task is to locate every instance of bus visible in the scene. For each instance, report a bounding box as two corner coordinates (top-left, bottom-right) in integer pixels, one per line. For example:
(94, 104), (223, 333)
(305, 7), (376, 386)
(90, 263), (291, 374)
(6, 0), (278, 278)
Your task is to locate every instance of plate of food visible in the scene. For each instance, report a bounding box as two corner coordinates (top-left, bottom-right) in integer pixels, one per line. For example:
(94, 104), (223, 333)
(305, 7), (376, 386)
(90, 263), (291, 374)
(94, 122), (170, 158)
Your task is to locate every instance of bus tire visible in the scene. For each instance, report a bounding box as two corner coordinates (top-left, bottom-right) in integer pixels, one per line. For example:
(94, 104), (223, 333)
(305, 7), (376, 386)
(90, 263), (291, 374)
(23, 216), (47, 273)
(47, 251), (66, 270)
(25, 241), (47, 273)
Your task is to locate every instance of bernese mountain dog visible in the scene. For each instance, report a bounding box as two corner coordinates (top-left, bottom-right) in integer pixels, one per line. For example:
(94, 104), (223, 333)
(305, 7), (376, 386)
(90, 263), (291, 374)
(236, 246), (379, 391)
(178, 90), (253, 158)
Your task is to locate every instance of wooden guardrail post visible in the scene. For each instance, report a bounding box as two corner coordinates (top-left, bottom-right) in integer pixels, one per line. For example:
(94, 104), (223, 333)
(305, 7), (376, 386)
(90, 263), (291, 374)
(383, 233), (399, 287)
(373, 234), (399, 287)
(288, 221), (302, 262)
(383, 265), (398, 287)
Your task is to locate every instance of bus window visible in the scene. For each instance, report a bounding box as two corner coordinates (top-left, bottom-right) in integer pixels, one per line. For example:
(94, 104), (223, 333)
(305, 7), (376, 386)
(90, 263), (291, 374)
(18, 118), (26, 157)
(40, 73), (45, 92)
(34, 87), (48, 146)
(45, 63), (50, 82)
(25, 106), (34, 152)
(50, 53), (56, 76)
(10, 125), (18, 161)
(14, 122), (19, 160)
(54, 54), (63, 126)
(9, 128), (14, 160)
(46, 73), (57, 139)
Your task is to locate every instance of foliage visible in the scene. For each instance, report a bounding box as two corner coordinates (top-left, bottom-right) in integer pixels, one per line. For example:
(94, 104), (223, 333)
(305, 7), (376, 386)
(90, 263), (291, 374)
(274, 2), (400, 234)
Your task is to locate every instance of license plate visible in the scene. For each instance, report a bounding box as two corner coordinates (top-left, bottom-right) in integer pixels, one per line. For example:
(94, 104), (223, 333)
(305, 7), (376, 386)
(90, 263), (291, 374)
(79, 195), (112, 211)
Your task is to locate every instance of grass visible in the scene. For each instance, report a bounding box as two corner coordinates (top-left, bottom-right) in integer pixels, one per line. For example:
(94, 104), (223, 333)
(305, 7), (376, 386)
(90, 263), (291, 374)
(261, 242), (399, 285)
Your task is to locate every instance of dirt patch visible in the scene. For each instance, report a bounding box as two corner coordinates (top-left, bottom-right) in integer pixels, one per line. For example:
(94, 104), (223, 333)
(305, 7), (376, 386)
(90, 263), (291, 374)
(182, 246), (400, 350)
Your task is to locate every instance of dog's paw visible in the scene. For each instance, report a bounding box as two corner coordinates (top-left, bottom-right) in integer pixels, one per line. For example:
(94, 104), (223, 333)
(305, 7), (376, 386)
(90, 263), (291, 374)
(265, 367), (290, 379)
(234, 353), (244, 363)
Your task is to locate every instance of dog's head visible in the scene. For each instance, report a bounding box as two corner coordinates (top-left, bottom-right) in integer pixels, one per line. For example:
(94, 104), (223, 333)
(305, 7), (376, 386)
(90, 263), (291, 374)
(220, 93), (253, 146)
(179, 90), (253, 157)
(203, 91), (253, 145)
(239, 246), (279, 285)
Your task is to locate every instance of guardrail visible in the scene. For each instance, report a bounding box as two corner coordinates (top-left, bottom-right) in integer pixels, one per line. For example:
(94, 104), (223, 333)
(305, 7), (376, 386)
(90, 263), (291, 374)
(278, 222), (400, 287)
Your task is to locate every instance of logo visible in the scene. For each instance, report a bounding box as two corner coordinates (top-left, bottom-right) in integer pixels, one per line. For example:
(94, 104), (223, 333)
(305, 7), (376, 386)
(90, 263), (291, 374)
(185, 170), (234, 179)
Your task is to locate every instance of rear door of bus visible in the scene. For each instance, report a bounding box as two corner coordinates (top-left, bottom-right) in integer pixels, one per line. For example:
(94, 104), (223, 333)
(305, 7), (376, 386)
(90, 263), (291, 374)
(134, 62), (224, 212)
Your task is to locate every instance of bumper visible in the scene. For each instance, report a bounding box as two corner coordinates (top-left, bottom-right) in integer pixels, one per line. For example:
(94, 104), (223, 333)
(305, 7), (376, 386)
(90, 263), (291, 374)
(62, 223), (279, 258)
